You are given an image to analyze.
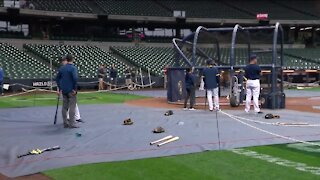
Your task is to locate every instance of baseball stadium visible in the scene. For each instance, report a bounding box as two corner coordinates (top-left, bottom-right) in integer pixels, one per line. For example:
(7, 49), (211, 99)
(0, 0), (320, 179)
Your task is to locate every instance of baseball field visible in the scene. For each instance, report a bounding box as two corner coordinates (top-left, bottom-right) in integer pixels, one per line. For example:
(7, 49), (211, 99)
(0, 88), (319, 180)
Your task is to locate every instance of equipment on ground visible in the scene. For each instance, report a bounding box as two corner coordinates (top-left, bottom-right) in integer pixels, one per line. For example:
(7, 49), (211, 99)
(149, 135), (179, 146)
(153, 126), (165, 133)
(53, 95), (60, 125)
(17, 146), (60, 158)
(157, 136), (180, 147)
(265, 113), (280, 119)
(164, 110), (173, 116)
(230, 76), (241, 107)
(150, 135), (173, 145)
(123, 118), (133, 125)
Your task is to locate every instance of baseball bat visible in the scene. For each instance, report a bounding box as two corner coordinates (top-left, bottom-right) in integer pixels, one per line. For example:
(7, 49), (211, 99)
(204, 90), (207, 111)
(17, 146), (60, 158)
(150, 135), (173, 145)
(54, 95), (60, 125)
(157, 136), (179, 147)
(276, 122), (309, 126)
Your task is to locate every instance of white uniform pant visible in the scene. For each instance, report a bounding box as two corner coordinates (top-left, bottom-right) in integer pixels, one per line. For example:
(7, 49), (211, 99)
(67, 103), (81, 120)
(245, 80), (261, 113)
(206, 88), (219, 110)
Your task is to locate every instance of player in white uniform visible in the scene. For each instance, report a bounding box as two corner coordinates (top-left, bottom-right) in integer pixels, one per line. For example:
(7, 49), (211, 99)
(244, 54), (263, 114)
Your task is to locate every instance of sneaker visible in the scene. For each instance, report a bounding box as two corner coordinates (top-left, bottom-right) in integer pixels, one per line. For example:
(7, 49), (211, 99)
(189, 108), (196, 111)
(209, 109), (214, 112)
(183, 108), (188, 111)
(76, 119), (85, 123)
(214, 108), (221, 112)
(255, 111), (263, 114)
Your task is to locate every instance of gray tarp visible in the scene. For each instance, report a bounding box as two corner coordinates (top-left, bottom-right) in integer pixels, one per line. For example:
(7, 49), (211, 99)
(0, 104), (320, 177)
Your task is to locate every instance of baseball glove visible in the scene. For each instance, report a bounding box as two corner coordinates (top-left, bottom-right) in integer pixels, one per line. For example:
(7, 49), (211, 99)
(153, 126), (165, 133)
(265, 114), (280, 119)
(164, 110), (173, 116)
(123, 118), (133, 125)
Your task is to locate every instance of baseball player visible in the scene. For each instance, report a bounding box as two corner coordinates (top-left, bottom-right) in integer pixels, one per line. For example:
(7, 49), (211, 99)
(184, 67), (196, 110)
(244, 54), (263, 114)
(97, 64), (106, 91)
(202, 60), (220, 111)
(109, 64), (118, 89)
(57, 56), (83, 128)
(0, 66), (4, 96)
(124, 66), (132, 86)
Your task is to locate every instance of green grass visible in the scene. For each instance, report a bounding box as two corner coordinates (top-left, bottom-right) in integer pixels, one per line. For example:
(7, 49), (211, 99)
(0, 92), (146, 108)
(44, 144), (320, 180)
(248, 144), (320, 167)
(295, 87), (320, 92)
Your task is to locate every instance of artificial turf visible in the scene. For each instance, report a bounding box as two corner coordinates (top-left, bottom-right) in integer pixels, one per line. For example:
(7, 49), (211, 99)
(44, 145), (319, 180)
(0, 92), (146, 108)
(296, 87), (320, 91)
(248, 144), (320, 167)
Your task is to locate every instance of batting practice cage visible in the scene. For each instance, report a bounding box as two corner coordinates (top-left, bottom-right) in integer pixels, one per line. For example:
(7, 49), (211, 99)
(167, 22), (285, 109)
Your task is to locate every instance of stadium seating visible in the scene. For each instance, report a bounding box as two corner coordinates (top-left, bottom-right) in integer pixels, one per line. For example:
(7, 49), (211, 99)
(0, 41), (317, 81)
(110, 46), (175, 76)
(284, 48), (320, 62)
(0, 43), (51, 79)
(24, 44), (127, 78)
(50, 34), (132, 42)
(284, 48), (320, 69)
(0, 31), (31, 39)
(110, 46), (257, 75)
(22, 0), (319, 20)
(31, 0), (93, 13)
(157, 0), (252, 19)
(276, 0), (320, 18)
(96, 0), (171, 16)
(111, 46), (320, 73)
(226, 0), (316, 20)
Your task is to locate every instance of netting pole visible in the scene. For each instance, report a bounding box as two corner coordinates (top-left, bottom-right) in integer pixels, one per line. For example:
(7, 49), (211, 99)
(140, 68), (144, 88)
(50, 58), (53, 91)
(148, 68), (152, 89)
(271, 23), (281, 109)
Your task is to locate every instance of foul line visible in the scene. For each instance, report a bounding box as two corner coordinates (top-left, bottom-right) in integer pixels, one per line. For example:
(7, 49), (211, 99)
(220, 111), (320, 147)
(232, 148), (320, 176)
(227, 113), (320, 127)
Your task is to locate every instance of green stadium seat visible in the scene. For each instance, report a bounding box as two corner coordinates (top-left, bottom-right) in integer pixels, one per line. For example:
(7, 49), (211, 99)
(30, 0), (93, 13)
(24, 44), (128, 78)
(0, 43), (50, 79)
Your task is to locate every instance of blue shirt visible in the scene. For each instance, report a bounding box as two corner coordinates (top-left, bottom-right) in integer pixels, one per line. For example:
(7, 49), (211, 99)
(110, 68), (117, 78)
(202, 67), (219, 89)
(245, 64), (261, 80)
(0, 68), (3, 82)
(56, 64), (78, 94)
(185, 72), (196, 89)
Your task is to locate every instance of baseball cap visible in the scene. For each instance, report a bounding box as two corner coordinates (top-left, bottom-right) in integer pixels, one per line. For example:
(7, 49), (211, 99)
(250, 54), (257, 61)
(206, 59), (213, 65)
